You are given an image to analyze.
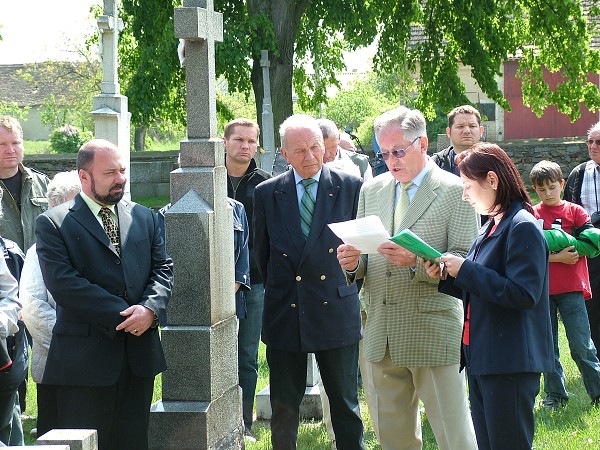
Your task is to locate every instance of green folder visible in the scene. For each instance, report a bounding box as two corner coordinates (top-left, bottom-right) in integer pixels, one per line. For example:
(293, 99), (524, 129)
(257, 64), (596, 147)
(389, 229), (442, 263)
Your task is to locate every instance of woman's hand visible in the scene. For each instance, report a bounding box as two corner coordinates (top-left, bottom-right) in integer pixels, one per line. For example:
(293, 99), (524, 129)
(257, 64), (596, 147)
(439, 254), (465, 278)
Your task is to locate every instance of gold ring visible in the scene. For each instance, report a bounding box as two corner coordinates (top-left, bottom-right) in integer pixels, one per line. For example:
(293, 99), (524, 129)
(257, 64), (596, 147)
(134, 329), (138, 333)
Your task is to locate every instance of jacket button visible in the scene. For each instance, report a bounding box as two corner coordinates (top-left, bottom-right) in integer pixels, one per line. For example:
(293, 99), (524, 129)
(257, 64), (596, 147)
(328, 248), (334, 253)
(383, 300), (387, 305)
(291, 303), (297, 308)
(283, 253), (288, 257)
(116, 260), (121, 265)
(296, 276), (302, 281)
(322, 301), (328, 306)
(386, 271), (391, 277)
(320, 275), (326, 280)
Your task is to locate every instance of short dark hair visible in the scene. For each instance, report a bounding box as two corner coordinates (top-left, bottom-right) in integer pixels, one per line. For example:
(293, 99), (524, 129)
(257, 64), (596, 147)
(456, 142), (534, 216)
(530, 160), (563, 186)
(448, 105), (481, 128)
(224, 118), (260, 139)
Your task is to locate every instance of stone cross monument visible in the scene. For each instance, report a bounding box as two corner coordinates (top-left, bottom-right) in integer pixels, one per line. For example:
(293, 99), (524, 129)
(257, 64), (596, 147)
(90, 0), (131, 199)
(148, 1), (243, 449)
(259, 50), (276, 172)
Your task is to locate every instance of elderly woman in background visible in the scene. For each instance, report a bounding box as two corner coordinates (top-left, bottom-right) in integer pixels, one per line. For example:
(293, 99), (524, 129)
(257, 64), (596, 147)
(425, 143), (553, 450)
(20, 171), (81, 437)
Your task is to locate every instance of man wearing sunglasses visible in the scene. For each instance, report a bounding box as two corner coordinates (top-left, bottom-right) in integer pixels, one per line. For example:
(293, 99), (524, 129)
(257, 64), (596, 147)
(564, 121), (600, 353)
(337, 106), (479, 450)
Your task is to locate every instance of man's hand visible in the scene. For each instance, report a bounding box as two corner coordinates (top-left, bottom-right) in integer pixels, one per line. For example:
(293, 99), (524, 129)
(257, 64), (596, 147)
(337, 244), (361, 271)
(377, 241), (417, 266)
(549, 246), (579, 265)
(116, 305), (155, 336)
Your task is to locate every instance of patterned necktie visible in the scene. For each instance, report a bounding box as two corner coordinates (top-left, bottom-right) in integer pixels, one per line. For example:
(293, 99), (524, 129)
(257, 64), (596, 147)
(300, 178), (317, 238)
(394, 181), (413, 233)
(99, 206), (120, 255)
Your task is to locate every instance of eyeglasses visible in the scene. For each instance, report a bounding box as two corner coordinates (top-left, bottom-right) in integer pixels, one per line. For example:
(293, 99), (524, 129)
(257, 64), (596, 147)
(587, 139), (600, 146)
(380, 137), (420, 160)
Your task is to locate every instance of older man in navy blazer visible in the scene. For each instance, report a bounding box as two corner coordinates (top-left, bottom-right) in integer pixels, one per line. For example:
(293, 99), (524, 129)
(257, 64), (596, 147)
(254, 114), (364, 450)
(35, 139), (173, 450)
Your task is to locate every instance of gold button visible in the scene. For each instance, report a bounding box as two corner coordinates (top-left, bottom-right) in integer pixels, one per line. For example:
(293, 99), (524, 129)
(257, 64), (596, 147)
(291, 303), (297, 308)
(296, 276), (302, 281)
(328, 248), (334, 253)
(320, 275), (326, 280)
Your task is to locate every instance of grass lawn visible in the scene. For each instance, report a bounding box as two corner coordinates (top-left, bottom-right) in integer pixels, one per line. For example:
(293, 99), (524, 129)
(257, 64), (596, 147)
(21, 320), (600, 447)
(23, 141), (51, 155)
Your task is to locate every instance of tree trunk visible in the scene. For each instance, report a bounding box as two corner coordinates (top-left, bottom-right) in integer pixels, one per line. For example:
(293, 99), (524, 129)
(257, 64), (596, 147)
(248, 0), (309, 149)
(134, 126), (147, 151)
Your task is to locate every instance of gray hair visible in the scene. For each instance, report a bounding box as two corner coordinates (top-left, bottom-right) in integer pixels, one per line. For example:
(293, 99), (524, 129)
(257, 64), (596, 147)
(316, 118), (340, 140)
(47, 170), (81, 208)
(373, 106), (427, 142)
(588, 121), (600, 137)
(279, 114), (323, 148)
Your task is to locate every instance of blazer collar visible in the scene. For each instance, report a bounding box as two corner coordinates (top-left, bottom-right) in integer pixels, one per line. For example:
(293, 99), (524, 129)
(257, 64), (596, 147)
(381, 168), (440, 234)
(69, 194), (132, 256)
(274, 166), (340, 258)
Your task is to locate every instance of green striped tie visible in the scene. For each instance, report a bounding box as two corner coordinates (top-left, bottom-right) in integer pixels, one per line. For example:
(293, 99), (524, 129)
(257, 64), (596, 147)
(300, 178), (317, 238)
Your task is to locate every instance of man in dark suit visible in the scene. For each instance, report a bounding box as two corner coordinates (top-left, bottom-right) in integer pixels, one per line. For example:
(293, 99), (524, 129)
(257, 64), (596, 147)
(254, 114), (364, 450)
(35, 139), (173, 450)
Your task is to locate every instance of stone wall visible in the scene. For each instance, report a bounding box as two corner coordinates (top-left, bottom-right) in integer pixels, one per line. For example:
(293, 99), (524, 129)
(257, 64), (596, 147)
(501, 137), (589, 183)
(24, 150), (180, 200)
(21, 138), (590, 201)
(430, 136), (589, 183)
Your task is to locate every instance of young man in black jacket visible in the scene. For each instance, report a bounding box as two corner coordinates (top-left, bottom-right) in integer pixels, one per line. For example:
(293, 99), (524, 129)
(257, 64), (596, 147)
(431, 105), (484, 176)
(224, 118), (271, 441)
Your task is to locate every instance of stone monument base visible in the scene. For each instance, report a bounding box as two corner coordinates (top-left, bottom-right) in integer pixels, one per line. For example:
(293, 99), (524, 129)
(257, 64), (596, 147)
(149, 387), (244, 450)
(256, 384), (324, 420)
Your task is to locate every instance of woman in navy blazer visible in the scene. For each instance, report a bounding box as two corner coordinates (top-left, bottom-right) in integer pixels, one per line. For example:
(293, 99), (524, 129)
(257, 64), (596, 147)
(426, 143), (553, 450)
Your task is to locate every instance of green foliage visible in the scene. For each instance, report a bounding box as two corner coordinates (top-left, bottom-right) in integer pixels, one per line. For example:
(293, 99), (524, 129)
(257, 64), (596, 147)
(211, 0), (600, 131)
(216, 89), (257, 136)
(20, 59), (100, 131)
(120, 0), (186, 149)
(516, 0), (600, 120)
(324, 75), (397, 145)
(49, 124), (93, 153)
(0, 101), (29, 121)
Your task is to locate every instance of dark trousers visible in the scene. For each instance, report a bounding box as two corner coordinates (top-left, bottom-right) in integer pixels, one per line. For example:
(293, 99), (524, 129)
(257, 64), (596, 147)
(267, 343), (364, 450)
(586, 256), (600, 352)
(36, 383), (59, 437)
(55, 362), (154, 450)
(468, 372), (540, 450)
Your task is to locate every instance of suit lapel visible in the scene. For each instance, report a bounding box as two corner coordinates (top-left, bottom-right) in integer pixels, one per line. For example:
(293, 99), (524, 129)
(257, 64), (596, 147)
(275, 171), (305, 255)
(376, 174), (397, 235)
(301, 166), (339, 262)
(397, 169), (438, 232)
(70, 195), (113, 251)
(116, 200), (133, 254)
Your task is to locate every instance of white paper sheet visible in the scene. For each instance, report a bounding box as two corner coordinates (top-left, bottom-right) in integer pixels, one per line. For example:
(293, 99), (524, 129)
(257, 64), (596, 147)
(328, 215), (390, 254)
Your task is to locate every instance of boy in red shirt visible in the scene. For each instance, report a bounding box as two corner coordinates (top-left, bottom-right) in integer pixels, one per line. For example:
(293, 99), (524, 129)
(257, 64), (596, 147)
(531, 160), (600, 409)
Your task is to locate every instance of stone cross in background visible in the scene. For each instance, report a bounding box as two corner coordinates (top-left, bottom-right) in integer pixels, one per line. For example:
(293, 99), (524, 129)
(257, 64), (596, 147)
(259, 50), (276, 172)
(90, 0), (131, 199)
(148, 1), (244, 449)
